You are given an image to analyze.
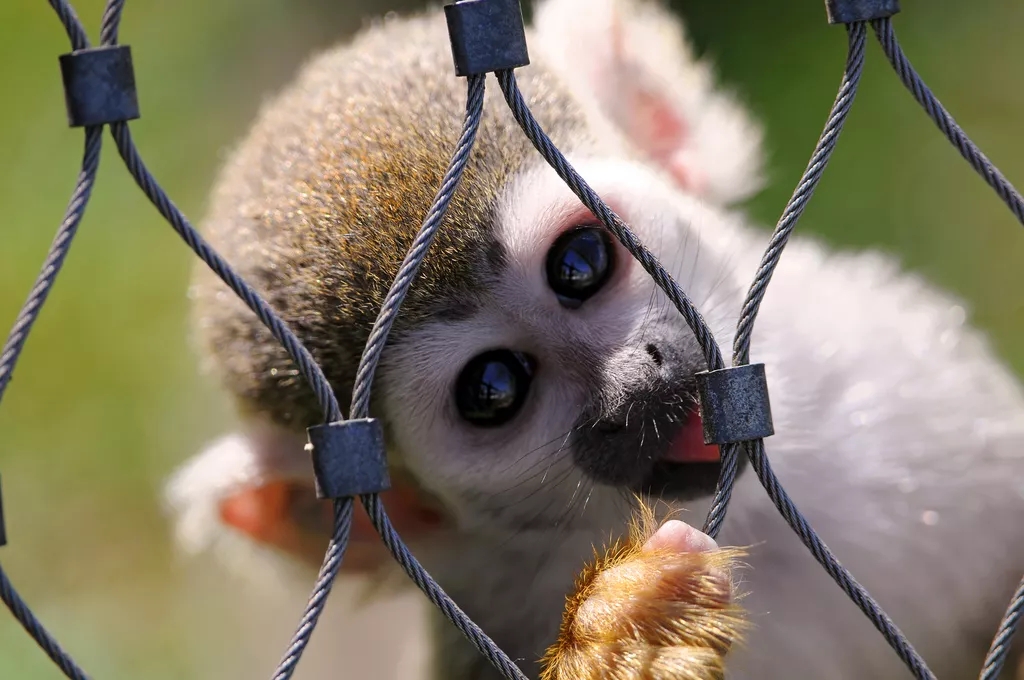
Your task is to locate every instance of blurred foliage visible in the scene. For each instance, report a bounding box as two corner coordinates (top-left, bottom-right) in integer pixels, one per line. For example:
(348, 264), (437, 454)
(0, 0), (1021, 677)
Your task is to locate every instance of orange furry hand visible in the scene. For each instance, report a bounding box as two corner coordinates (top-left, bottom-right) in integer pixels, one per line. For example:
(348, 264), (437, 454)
(541, 512), (746, 680)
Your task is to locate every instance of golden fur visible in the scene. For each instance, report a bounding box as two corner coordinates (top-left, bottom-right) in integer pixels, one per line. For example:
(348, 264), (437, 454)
(541, 503), (747, 680)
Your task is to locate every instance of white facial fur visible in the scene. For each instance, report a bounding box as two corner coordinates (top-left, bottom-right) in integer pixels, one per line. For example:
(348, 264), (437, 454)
(376, 155), (749, 532)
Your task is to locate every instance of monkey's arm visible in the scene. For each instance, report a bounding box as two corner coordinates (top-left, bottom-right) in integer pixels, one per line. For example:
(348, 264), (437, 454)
(542, 509), (746, 680)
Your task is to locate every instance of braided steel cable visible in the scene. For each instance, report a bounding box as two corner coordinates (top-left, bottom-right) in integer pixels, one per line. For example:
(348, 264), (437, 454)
(732, 22), (867, 367)
(269, 498), (354, 680)
(745, 439), (935, 678)
(0, 1), (102, 676)
(872, 17), (1024, 227)
(347, 73), (530, 680)
(979, 574), (1024, 680)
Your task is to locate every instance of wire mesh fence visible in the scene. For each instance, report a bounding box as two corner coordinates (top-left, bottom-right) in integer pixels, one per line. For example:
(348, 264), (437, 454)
(1, 0), (1022, 678)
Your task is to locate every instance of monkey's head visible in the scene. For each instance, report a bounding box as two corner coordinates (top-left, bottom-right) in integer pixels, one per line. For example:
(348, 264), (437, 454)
(166, 0), (764, 574)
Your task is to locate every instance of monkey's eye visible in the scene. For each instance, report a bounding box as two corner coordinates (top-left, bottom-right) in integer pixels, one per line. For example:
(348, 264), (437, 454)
(546, 226), (615, 308)
(455, 350), (535, 427)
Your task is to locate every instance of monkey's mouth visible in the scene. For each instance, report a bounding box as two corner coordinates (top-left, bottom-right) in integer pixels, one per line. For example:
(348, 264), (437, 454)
(572, 375), (733, 501)
(637, 414), (723, 500)
(573, 403), (725, 501)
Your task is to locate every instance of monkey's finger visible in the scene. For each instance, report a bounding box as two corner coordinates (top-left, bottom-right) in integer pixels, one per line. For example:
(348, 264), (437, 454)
(642, 519), (718, 554)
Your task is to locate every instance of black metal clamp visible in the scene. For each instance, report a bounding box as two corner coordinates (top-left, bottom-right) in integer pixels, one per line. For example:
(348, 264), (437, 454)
(694, 364), (775, 445)
(825, 0), (900, 24)
(445, 0), (530, 77)
(306, 419), (391, 499)
(59, 45), (140, 128)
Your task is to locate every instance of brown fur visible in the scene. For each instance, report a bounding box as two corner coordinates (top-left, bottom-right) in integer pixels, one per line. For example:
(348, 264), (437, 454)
(191, 10), (596, 430)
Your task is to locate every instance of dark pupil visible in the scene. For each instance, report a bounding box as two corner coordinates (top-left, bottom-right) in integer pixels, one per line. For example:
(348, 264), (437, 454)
(455, 350), (533, 427)
(546, 226), (613, 307)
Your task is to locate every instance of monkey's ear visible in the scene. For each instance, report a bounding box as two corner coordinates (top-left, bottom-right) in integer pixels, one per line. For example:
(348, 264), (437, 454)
(531, 0), (765, 206)
(164, 426), (444, 577)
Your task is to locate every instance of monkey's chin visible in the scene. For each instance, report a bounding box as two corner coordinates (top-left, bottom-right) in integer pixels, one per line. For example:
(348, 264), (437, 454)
(638, 460), (723, 501)
(637, 417), (724, 501)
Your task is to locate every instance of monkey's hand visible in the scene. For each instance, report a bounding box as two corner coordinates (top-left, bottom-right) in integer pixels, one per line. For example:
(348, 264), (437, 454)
(541, 514), (746, 680)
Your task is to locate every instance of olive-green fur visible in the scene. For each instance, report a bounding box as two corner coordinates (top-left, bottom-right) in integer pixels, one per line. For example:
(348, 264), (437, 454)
(191, 9), (592, 429)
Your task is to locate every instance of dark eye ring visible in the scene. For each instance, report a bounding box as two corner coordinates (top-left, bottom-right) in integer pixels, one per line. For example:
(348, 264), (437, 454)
(455, 350), (536, 427)
(546, 226), (615, 308)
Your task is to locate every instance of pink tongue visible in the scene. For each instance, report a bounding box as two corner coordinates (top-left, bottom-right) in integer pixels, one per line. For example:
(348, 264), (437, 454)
(665, 417), (721, 463)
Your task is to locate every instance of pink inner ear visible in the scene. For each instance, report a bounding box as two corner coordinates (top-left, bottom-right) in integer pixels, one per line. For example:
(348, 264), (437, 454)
(629, 87), (701, 192)
(632, 88), (687, 160)
(605, 7), (700, 194)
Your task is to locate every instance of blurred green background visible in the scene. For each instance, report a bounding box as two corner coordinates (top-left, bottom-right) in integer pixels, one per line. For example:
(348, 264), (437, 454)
(1, 0), (1022, 677)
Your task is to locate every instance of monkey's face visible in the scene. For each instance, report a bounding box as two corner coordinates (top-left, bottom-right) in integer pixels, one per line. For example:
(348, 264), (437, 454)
(379, 159), (747, 531)
(167, 0), (767, 570)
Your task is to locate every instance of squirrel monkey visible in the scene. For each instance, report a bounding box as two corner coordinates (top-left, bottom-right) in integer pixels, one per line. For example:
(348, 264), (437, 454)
(165, 0), (1024, 678)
